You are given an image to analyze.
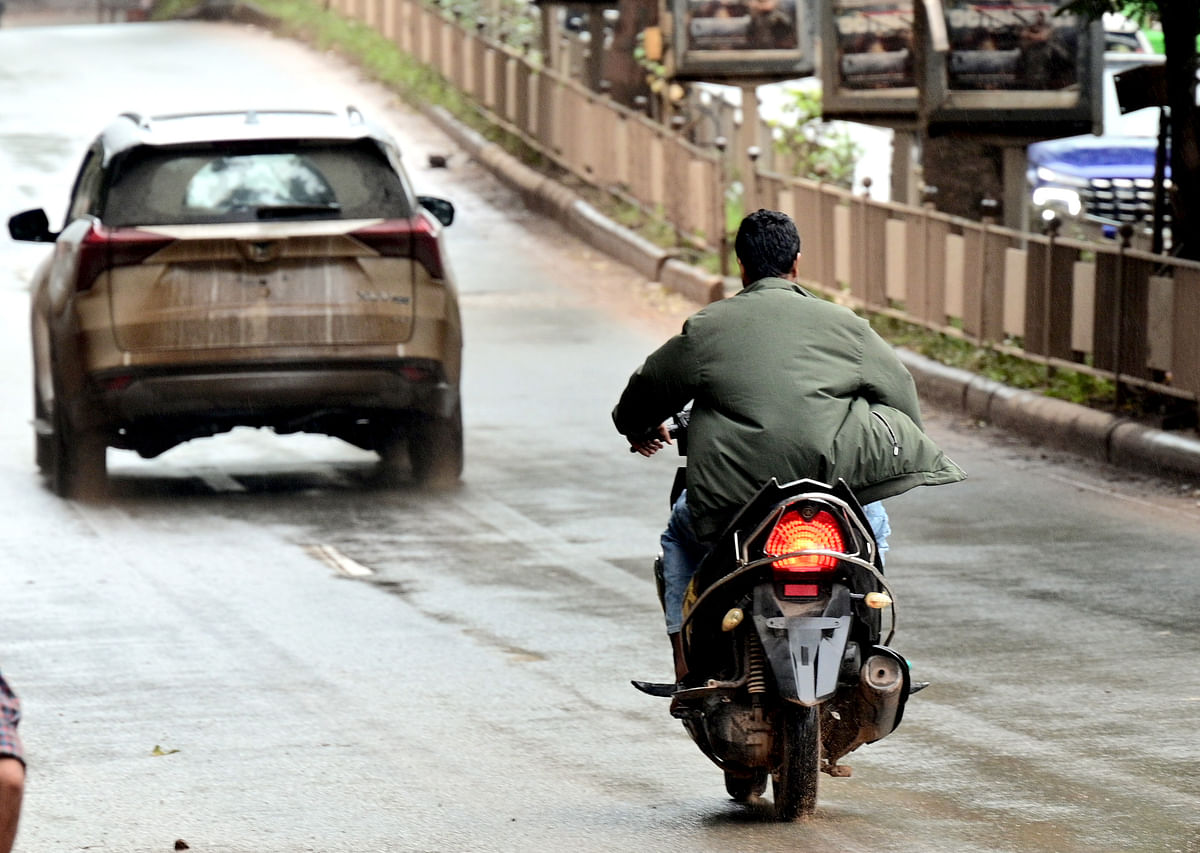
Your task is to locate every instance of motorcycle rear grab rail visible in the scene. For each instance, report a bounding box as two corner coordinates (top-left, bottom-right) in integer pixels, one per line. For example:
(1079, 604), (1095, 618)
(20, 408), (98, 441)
(735, 490), (878, 565)
(687, 489), (900, 644)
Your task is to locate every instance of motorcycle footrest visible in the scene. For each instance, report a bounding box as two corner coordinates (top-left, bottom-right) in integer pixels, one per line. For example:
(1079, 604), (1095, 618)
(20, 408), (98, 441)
(630, 679), (677, 698)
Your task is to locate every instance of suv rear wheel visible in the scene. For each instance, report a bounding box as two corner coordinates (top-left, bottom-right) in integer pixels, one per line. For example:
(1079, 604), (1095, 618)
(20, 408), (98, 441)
(50, 405), (108, 499)
(408, 408), (463, 489)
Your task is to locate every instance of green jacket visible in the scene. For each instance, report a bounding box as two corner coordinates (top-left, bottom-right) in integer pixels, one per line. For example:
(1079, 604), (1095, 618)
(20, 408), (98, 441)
(612, 277), (966, 542)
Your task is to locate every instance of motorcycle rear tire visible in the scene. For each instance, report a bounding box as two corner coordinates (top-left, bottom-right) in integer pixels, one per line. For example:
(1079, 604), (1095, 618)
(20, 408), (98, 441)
(772, 703), (820, 821)
(725, 769), (768, 803)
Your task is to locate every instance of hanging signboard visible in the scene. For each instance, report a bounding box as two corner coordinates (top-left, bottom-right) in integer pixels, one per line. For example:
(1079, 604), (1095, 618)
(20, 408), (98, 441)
(821, 0), (1102, 136)
(822, 0), (918, 118)
(932, 0), (1100, 133)
(944, 0), (1080, 91)
(664, 0), (817, 81)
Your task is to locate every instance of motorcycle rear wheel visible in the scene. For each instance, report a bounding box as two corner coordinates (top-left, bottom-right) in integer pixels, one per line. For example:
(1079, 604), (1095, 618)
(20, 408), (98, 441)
(772, 703), (820, 821)
(724, 768), (768, 802)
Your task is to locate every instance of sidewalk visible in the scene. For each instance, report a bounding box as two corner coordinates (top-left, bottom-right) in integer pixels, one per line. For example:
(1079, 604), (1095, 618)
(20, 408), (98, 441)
(418, 105), (1200, 485)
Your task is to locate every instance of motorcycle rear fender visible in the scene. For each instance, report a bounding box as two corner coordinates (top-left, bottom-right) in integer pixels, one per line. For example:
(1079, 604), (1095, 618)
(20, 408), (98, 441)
(752, 583), (852, 706)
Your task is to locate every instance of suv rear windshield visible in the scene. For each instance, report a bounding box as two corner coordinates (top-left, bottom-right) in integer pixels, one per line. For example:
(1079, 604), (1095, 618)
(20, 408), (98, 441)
(101, 140), (413, 226)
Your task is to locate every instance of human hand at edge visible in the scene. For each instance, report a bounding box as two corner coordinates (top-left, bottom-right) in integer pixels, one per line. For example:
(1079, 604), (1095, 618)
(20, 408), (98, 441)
(628, 423), (673, 457)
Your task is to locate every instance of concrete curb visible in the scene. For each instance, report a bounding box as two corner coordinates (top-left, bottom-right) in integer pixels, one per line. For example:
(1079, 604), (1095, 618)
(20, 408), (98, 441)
(898, 350), (1200, 480)
(660, 259), (725, 305)
(567, 201), (668, 283)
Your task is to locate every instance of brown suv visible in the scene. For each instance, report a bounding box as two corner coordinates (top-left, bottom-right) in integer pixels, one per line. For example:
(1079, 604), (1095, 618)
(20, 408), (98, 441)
(9, 107), (462, 497)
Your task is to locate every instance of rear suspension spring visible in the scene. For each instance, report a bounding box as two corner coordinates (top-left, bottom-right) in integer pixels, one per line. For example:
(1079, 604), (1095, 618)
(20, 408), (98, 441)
(746, 631), (768, 695)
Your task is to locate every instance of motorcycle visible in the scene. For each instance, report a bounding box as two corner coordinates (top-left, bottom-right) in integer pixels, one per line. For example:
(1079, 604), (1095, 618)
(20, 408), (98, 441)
(633, 412), (917, 820)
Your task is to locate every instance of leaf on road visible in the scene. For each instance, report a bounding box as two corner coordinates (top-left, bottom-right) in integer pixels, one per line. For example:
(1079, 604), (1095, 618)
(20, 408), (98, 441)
(151, 745), (180, 756)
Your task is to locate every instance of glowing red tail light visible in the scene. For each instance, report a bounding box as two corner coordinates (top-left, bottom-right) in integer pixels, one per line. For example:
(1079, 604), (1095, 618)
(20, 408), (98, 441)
(765, 509), (845, 576)
(350, 215), (445, 280)
(74, 225), (174, 292)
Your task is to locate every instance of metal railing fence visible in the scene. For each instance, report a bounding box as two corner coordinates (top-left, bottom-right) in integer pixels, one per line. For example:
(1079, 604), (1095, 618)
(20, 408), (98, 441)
(329, 0), (1200, 413)
(334, 0), (724, 247)
(762, 168), (1200, 406)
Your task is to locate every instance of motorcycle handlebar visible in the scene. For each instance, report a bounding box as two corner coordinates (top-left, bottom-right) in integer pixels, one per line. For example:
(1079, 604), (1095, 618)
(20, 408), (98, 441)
(627, 424), (678, 452)
(627, 409), (689, 453)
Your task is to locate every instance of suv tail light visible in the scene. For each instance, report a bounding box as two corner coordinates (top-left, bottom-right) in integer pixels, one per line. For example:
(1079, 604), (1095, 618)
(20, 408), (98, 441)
(75, 224), (174, 292)
(766, 508), (845, 596)
(350, 215), (445, 280)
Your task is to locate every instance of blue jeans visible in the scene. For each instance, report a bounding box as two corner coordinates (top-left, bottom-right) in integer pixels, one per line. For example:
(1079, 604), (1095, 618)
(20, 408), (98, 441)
(659, 490), (890, 634)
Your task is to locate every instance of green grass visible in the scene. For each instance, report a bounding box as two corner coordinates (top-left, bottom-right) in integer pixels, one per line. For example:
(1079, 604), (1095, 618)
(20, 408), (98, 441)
(869, 314), (1116, 407)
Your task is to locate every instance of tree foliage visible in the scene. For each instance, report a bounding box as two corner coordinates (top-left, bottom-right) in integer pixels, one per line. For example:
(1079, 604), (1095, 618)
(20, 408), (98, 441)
(768, 87), (862, 188)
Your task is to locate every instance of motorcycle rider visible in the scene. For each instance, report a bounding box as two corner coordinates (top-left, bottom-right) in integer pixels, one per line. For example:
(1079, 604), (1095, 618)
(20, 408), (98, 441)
(613, 209), (965, 683)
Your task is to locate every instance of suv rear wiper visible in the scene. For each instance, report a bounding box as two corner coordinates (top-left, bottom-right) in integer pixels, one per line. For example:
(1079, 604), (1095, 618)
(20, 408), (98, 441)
(254, 203), (342, 220)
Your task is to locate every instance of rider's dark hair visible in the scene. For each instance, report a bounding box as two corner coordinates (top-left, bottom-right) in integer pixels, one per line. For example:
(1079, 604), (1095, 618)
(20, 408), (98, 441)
(734, 209), (801, 283)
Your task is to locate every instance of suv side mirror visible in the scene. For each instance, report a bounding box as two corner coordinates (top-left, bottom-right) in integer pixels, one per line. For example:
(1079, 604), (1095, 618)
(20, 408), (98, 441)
(8, 209), (55, 243)
(417, 196), (455, 227)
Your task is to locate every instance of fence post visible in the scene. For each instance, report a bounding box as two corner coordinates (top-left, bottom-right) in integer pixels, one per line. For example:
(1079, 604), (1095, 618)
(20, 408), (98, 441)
(914, 185), (946, 325)
(849, 174), (866, 302)
(716, 136), (729, 277)
(904, 184), (929, 321)
(746, 145), (761, 213)
(515, 42), (533, 133)
(1043, 214), (1059, 386)
(1113, 223), (1132, 411)
(972, 197), (1014, 347)
(819, 173), (838, 293)
(978, 198), (997, 343)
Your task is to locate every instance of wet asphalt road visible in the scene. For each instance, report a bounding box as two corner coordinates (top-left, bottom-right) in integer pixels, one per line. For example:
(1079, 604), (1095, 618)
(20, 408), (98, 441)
(1, 21), (1199, 853)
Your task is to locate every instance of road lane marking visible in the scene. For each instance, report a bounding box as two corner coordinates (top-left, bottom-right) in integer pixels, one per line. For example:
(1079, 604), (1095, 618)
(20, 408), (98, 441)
(307, 543), (374, 577)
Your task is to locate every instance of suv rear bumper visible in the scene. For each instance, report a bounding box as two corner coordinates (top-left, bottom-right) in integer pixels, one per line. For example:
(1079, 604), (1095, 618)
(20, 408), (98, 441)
(74, 360), (457, 442)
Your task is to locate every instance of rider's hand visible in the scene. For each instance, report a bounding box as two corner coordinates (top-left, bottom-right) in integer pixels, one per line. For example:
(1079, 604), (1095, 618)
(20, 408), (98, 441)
(628, 423), (673, 457)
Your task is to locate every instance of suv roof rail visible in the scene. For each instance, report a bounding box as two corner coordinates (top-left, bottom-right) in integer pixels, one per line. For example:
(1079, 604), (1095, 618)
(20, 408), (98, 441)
(118, 111), (150, 130)
(98, 107), (386, 163)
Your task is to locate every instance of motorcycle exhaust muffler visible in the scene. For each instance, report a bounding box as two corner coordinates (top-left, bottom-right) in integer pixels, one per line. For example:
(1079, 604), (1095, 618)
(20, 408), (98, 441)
(858, 651), (906, 741)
